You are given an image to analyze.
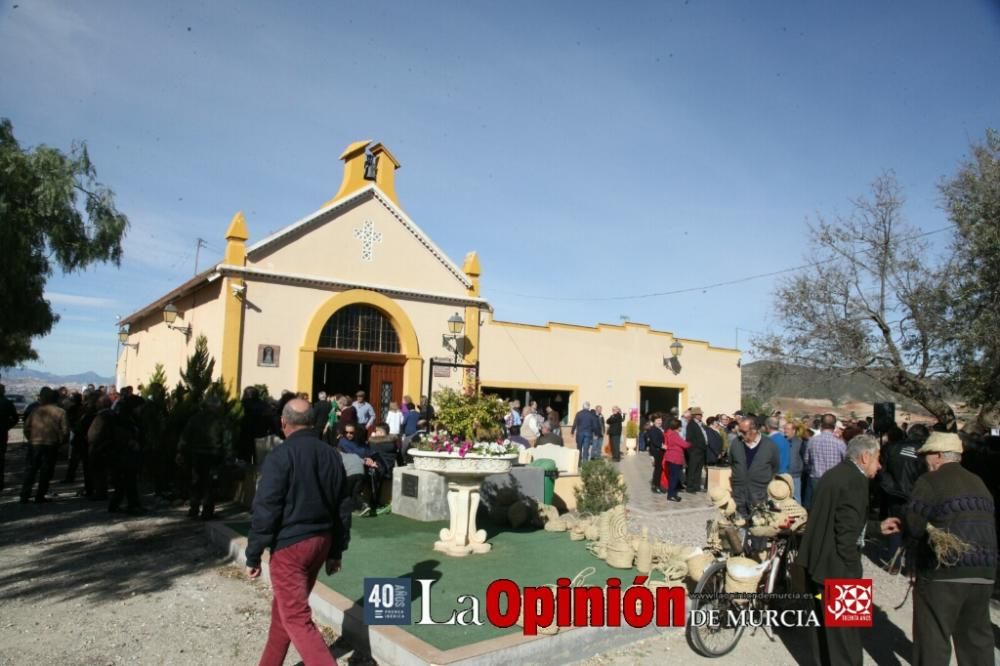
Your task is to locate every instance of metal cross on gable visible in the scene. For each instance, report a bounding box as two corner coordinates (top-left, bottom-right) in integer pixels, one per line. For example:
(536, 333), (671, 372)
(353, 220), (383, 262)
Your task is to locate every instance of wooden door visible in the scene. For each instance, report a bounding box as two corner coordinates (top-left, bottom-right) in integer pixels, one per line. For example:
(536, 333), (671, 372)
(369, 363), (404, 423)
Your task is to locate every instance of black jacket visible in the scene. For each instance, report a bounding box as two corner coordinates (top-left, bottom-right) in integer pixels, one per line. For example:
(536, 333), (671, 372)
(0, 397), (18, 432)
(312, 400), (333, 433)
(705, 428), (723, 464)
(645, 426), (665, 454)
(880, 438), (924, 500)
(245, 429), (352, 568)
(796, 460), (878, 582)
(606, 413), (624, 436)
(686, 420), (708, 450)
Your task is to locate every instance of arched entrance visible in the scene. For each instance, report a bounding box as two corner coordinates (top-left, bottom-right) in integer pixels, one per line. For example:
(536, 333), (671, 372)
(298, 290), (422, 420)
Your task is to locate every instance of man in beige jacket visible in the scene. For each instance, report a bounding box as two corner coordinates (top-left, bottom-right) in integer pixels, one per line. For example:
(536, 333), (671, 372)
(20, 386), (68, 503)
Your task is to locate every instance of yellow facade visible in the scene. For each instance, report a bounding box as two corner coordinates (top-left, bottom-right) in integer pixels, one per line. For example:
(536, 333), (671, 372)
(117, 141), (740, 417)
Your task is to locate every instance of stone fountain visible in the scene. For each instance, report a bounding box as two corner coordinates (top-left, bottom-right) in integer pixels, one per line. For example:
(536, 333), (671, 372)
(408, 449), (518, 556)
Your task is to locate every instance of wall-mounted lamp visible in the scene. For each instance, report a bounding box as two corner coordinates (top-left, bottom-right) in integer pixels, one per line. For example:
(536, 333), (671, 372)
(663, 340), (683, 374)
(442, 312), (465, 363)
(118, 327), (139, 351)
(163, 303), (192, 340)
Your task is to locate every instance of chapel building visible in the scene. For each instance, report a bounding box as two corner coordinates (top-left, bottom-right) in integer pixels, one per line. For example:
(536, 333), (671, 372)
(117, 141), (740, 423)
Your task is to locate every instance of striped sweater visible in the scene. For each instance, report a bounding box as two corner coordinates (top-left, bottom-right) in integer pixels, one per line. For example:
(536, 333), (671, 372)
(905, 462), (996, 582)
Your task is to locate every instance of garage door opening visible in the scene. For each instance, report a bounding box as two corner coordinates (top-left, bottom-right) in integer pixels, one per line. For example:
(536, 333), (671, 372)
(638, 386), (682, 420)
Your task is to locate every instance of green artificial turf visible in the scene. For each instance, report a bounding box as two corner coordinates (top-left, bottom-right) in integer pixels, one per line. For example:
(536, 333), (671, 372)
(227, 515), (635, 650)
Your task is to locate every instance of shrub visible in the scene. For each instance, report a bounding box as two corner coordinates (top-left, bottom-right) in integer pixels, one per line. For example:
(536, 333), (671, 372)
(625, 419), (639, 439)
(433, 387), (508, 440)
(574, 460), (628, 514)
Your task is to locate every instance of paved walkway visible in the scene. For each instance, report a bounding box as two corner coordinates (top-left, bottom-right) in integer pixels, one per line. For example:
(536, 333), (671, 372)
(612, 451), (717, 546)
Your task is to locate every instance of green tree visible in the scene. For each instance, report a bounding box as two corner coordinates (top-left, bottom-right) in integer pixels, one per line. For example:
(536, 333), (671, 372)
(741, 394), (772, 417)
(940, 130), (1000, 426)
(142, 363), (167, 398)
(180, 335), (215, 401)
(574, 460), (628, 514)
(0, 118), (129, 367)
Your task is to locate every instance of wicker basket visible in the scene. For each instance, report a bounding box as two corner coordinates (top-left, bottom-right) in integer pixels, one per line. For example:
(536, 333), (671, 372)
(544, 519), (567, 532)
(725, 556), (765, 594)
(749, 524), (778, 537)
(686, 550), (716, 581)
(606, 543), (635, 569)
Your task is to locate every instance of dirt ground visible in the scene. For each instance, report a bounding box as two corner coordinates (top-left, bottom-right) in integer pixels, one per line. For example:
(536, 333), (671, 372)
(0, 435), (367, 666)
(2, 435), (998, 665)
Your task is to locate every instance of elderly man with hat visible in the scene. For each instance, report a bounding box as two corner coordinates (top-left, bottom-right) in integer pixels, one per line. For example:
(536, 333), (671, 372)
(881, 431), (996, 666)
(684, 407), (709, 493)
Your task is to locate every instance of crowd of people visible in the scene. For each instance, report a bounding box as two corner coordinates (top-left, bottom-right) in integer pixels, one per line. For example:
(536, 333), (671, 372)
(0, 382), (445, 521)
(3, 381), (997, 665)
(631, 404), (997, 666)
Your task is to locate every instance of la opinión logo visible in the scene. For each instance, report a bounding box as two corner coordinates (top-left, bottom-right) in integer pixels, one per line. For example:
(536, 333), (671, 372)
(823, 579), (873, 628)
(378, 576), (686, 634)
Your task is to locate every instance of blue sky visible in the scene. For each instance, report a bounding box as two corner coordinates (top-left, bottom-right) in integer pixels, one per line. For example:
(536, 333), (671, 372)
(1, 1), (998, 376)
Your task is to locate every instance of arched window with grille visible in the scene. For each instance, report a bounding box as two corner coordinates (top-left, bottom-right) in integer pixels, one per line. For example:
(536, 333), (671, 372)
(317, 305), (401, 354)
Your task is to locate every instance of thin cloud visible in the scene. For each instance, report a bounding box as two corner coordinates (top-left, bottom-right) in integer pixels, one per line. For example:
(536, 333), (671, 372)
(45, 292), (118, 308)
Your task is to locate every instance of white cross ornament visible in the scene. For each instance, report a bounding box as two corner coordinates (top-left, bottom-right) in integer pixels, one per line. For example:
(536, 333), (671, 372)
(353, 220), (383, 262)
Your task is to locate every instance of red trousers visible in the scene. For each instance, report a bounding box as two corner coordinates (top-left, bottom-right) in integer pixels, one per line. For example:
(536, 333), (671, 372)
(258, 534), (337, 666)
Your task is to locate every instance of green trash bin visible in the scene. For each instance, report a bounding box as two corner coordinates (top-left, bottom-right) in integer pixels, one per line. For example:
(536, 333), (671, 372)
(530, 458), (559, 505)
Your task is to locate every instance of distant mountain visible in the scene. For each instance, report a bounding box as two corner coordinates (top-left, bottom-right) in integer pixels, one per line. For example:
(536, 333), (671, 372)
(742, 360), (924, 410)
(1, 368), (114, 386)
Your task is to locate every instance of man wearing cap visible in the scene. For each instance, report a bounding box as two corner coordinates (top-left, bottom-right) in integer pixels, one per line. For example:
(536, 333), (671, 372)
(352, 390), (375, 433)
(881, 432), (996, 665)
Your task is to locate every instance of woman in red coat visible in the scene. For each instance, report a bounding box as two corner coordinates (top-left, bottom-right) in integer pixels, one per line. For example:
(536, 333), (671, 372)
(661, 417), (690, 502)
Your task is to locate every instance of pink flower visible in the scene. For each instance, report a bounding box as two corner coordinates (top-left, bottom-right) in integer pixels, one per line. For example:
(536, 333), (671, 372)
(446, 443), (454, 454)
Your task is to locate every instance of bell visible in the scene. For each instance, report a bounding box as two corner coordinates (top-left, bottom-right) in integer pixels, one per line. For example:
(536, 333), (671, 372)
(363, 153), (377, 180)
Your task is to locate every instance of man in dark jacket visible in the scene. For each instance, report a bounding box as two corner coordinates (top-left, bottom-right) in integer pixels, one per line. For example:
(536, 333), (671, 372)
(178, 396), (232, 519)
(571, 401), (600, 463)
(684, 407), (708, 492)
(246, 398), (351, 666)
(882, 432), (996, 665)
(645, 413), (666, 494)
(878, 424), (925, 571)
(0, 384), (19, 492)
(312, 391), (332, 437)
(238, 386), (270, 463)
(728, 417), (780, 517)
(704, 416), (724, 466)
(107, 395), (145, 514)
(606, 407), (624, 462)
(797, 434), (884, 666)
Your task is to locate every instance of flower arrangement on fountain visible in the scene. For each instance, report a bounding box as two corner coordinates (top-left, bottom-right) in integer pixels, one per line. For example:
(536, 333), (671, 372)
(416, 432), (520, 457)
